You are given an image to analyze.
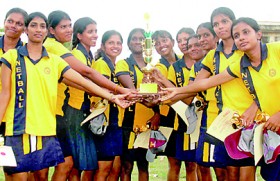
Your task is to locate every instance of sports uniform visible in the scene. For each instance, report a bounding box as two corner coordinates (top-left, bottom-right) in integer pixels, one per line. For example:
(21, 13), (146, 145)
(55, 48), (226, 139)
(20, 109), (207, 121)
(227, 42), (280, 180)
(1, 45), (69, 174)
(115, 55), (154, 161)
(168, 58), (197, 161)
(0, 36), (24, 135)
(64, 43), (97, 170)
(201, 42), (254, 166)
(43, 36), (73, 157)
(92, 54), (123, 160)
(154, 55), (181, 158)
(189, 59), (224, 167)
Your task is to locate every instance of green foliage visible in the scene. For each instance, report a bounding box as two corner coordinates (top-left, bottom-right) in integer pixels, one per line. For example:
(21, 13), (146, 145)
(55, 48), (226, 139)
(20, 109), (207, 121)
(0, 27), (4, 36)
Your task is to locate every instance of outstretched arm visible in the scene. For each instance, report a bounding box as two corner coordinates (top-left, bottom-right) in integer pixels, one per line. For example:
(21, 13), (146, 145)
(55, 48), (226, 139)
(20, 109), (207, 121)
(63, 77), (90, 92)
(151, 68), (196, 104)
(63, 68), (131, 109)
(117, 74), (136, 90)
(0, 64), (11, 122)
(63, 56), (130, 94)
(161, 69), (235, 101)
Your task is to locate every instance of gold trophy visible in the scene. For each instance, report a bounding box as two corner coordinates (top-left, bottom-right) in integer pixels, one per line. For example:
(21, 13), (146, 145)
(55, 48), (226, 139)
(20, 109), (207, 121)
(139, 13), (158, 94)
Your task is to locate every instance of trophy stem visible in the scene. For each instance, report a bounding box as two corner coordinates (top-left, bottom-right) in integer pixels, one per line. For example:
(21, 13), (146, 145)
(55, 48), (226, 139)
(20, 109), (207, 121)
(139, 13), (158, 95)
(142, 66), (153, 83)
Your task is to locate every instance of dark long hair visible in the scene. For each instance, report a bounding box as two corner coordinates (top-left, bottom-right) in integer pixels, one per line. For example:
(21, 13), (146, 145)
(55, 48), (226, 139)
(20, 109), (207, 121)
(127, 28), (145, 46)
(210, 7), (236, 26)
(176, 27), (195, 42)
(231, 17), (260, 39)
(5, 7), (28, 25)
(152, 30), (174, 41)
(196, 22), (216, 37)
(72, 17), (96, 49)
(26, 12), (48, 27)
(47, 10), (71, 36)
(94, 30), (123, 60)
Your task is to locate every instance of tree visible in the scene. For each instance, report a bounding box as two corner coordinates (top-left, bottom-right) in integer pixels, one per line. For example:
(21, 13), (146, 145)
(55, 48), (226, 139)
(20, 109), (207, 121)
(0, 27), (4, 35)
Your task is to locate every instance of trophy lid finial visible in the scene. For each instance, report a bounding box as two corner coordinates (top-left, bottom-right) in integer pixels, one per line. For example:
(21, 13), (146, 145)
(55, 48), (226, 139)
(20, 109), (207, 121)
(144, 12), (150, 22)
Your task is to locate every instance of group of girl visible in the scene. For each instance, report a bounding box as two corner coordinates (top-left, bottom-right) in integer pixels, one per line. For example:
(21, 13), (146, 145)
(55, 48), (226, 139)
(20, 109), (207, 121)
(0, 8), (133, 181)
(0, 5), (279, 181)
(158, 6), (280, 181)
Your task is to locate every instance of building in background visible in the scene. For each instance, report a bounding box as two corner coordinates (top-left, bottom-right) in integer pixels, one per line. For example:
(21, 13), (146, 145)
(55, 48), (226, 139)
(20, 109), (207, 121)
(259, 21), (280, 43)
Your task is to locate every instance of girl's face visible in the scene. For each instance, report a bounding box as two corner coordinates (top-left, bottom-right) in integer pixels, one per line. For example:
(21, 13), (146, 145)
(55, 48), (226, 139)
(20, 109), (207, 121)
(177, 32), (191, 55)
(128, 31), (144, 54)
(78, 23), (98, 50)
(187, 37), (204, 61)
(212, 14), (233, 40)
(102, 34), (122, 61)
(232, 22), (262, 52)
(154, 36), (174, 57)
(50, 18), (73, 43)
(26, 16), (48, 44)
(4, 12), (25, 39)
(197, 27), (218, 52)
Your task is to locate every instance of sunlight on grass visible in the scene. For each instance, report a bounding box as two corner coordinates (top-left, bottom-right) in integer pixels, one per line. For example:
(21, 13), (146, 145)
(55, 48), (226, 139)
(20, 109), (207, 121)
(132, 156), (265, 181)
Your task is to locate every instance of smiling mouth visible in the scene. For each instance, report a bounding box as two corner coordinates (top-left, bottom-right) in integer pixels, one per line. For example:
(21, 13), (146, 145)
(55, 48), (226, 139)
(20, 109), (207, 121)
(240, 42), (247, 47)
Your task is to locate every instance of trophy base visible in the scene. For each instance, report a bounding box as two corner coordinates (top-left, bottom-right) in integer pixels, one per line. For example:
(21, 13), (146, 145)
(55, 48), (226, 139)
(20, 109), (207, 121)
(139, 83), (158, 94)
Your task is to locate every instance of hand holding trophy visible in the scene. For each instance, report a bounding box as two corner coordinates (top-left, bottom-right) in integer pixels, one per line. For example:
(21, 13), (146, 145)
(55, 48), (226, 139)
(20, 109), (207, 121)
(139, 13), (160, 102)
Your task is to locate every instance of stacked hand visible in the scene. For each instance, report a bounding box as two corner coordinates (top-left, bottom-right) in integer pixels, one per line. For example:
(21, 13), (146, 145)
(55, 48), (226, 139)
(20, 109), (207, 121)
(111, 92), (136, 109)
(149, 68), (170, 88)
(159, 87), (179, 102)
(125, 89), (142, 102)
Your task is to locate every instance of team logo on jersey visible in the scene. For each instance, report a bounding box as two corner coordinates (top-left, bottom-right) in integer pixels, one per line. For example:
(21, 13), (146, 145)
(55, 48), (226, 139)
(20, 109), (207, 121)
(44, 67), (51, 74)
(269, 68), (276, 77)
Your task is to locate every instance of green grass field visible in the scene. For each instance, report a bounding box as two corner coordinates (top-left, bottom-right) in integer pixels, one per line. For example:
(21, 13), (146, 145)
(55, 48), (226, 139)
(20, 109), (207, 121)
(0, 156), (265, 180)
